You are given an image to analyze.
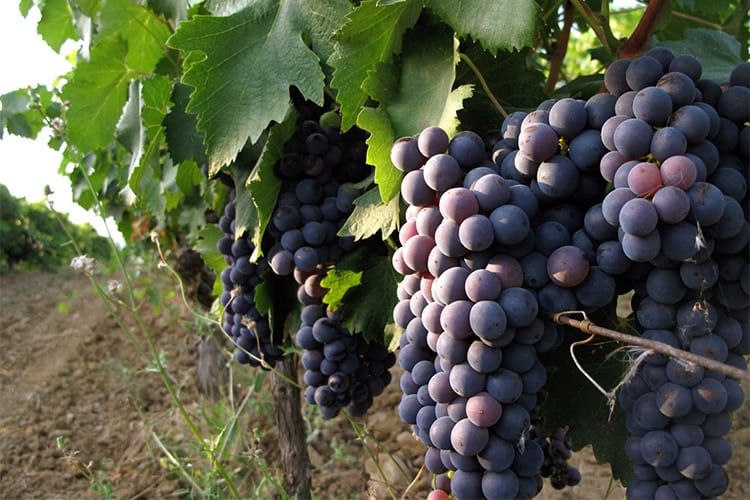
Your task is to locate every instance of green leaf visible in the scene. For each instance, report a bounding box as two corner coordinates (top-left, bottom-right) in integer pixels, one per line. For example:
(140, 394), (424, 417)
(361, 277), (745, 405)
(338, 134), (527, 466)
(356, 25), (471, 206)
(229, 163), (257, 246)
(438, 84), (473, 136)
(0, 88), (45, 139)
(129, 75), (173, 201)
(168, 0), (340, 171)
(655, 28), (745, 83)
(321, 268), (363, 311)
(195, 223), (227, 297)
(386, 25), (469, 137)
(164, 81), (207, 165)
(98, 0), (172, 74)
(61, 36), (132, 152)
(247, 110), (299, 259)
(19, 0), (33, 16)
(141, 75), (173, 143)
(356, 107), (401, 203)
(338, 251), (400, 344)
(254, 280), (272, 319)
(329, 0), (422, 130)
(69, 0), (101, 18)
(116, 79), (145, 177)
(361, 61), (399, 103)
(339, 186), (399, 241)
(37, 0), (79, 51)
(425, 0), (539, 52)
(148, 0), (189, 26)
(175, 160), (205, 197)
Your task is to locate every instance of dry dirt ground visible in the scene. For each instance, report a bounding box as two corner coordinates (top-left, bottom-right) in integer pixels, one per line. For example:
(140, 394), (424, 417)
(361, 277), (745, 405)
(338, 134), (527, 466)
(0, 268), (748, 499)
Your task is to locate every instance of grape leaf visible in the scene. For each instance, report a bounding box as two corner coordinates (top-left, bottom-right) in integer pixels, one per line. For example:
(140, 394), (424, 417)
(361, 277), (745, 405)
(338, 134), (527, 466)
(98, 0), (172, 74)
(148, 0), (189, 26)
(18, 0), (33, 16)
(0, 87), (49, 139)
(362, 61), (399, 104)
(62, 36), (132, 152)
(655, 28), (745, 83)
(356, 107), (401, 203)
(386, 24), (466, 140)
(337, 251), (400, 344)
(195, 224), (227, 298)
(68, 0), (100, 17)
(142, 76), (173, 143)
(168, 0), (346, 174)
(329, 0), (422, 130)
(116, 80), (145, 178)
(164, 81), (208, 165)
(230, 162), (257, 245)
(37, 0), (79, 51)
(339, 186), (399, 241)
(424, 0), (539, 53)
(247, 109), (299, 259)
(356, 24), (470, 208)
(321, 268), (363, 311)
(127, 76), (173, 201)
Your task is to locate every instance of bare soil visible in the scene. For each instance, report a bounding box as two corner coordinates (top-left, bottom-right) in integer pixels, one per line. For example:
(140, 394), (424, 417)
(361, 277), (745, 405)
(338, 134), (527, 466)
(0, 269), (747, 499)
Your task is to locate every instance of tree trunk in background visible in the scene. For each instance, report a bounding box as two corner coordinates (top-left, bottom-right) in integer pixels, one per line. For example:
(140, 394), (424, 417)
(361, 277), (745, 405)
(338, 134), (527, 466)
(270, 353), (311, 499)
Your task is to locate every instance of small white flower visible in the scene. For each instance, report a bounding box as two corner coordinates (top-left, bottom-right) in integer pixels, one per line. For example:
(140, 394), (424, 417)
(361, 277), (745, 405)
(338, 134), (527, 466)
(70, 255), (97, 274)
(107, 280), (123, 295)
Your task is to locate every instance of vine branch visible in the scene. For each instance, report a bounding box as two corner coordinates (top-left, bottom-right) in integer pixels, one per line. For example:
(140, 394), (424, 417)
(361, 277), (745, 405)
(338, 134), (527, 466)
(545, 1), (576, 93)
(618, 0), (672, 59)
(569, 0), (620, 58)
(552, 311), (750, 383)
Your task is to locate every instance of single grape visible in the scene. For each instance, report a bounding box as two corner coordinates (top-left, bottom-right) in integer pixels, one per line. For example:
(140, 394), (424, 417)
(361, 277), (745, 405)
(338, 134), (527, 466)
(418, 126), (450, 157)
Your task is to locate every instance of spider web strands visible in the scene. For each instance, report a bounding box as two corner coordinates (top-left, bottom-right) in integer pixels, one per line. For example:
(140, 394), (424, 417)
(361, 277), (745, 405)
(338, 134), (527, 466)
(551, 310), (750, 383)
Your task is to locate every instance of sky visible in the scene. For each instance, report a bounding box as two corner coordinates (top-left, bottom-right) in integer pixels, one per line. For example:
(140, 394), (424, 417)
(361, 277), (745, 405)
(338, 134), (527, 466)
(0, 1), (124, 245)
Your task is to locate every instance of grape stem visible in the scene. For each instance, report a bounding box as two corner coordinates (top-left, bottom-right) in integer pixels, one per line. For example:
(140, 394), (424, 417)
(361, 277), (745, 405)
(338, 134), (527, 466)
(552, 310), (750, 382)
(458, 52), (507, 118)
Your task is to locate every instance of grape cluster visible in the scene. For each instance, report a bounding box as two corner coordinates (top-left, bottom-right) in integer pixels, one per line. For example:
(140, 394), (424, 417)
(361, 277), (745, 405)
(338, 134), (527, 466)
(263, 108), (395, 419)
(264, 117), (368, 277)
(391, 52), (748, 499)
(530, 420), (581, 490)
(209, 102), (396, 419)
(392, 126), (568, 499)
(215, 184), (284, 368)
(297, 302), (395, 419)
(600, 52), (749, 499)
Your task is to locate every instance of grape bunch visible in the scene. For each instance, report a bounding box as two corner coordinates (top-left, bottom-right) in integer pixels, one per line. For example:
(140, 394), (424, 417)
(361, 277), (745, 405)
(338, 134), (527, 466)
(262, 106), (395, 419)
(391, 51), (748, 499)
(208, 101), (396, 419)
(215, 184), (284, 368)
(530, 419), (581, 490)
(599, 51), (749, 499)
(296, 300), (395, 419)
(392, 126), (570, 499)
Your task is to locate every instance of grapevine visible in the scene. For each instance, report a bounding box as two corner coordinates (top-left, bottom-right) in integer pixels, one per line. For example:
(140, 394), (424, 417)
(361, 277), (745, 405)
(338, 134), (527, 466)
(1, 1), (748, 499)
